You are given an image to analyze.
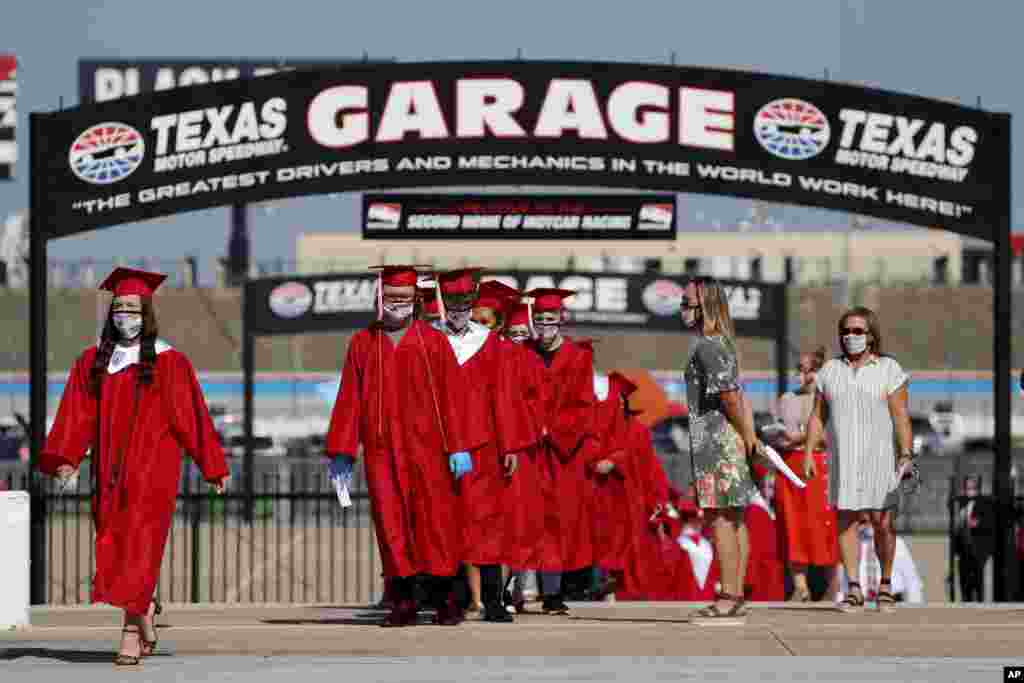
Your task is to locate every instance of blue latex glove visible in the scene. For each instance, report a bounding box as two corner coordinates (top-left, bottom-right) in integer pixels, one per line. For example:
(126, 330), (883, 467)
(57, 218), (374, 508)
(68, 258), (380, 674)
(329, 454), (356, 482)
(448, 451), (473, 480)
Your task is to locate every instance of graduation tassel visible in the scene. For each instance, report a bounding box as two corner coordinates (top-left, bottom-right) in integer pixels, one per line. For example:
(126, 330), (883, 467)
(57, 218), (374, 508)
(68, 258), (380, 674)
(435, 279), (447, 321)
(526, 297), (536, 340)
(376, 271), (383, 321)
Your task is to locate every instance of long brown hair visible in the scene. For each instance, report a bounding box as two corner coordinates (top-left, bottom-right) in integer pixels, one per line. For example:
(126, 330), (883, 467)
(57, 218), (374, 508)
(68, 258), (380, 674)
(688, 276), (740, 369)
(90, 298), (160, 395)
(838, 306), (883, 355)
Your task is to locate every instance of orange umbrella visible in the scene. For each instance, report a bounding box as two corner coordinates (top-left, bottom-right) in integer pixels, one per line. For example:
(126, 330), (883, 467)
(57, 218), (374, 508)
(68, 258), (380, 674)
(610, 368), (671, 427)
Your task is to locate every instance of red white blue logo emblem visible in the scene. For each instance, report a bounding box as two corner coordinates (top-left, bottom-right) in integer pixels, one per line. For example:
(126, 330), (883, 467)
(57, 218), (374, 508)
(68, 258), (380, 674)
(754, 99), (830, 161)
(68, 123), (145, 185)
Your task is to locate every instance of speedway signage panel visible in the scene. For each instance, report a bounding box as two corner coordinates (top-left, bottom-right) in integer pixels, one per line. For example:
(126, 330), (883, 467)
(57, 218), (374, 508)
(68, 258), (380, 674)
(37, 61), (1006, 240)
(245, 270), (781, 338)
(362, 193), (676, 239)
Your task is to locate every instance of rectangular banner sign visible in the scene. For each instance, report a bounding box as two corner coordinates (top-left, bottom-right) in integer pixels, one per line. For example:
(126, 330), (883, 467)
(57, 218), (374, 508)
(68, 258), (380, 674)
(245, 270), (782, 339)
(0, 55), (15, 180)
(39, 61), (1007, 240)
(362, 193), (676, 239)
(78, 58), (395, 103)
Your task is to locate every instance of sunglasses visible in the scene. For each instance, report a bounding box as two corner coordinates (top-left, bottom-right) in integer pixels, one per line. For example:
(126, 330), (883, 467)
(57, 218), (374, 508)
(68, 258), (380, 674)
(841, 327), (868, 335)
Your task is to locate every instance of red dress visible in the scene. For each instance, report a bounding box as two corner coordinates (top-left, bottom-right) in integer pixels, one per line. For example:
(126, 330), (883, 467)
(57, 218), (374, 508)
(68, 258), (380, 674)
(327, 321), (482, 578)
(529, 337), (596, 572)
(744, 498), (786, 601)
(443, 326), (535, 566)
(775, 450), (838, 566)
(38, 345), (228, 615)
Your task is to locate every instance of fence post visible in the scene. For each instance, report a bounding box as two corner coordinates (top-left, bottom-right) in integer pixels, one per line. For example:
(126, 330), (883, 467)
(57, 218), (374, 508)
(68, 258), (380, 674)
(190, 470), (201, 604)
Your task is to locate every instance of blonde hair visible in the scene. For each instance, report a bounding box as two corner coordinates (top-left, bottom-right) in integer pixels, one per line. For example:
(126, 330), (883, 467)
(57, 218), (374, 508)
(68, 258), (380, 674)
(688, 276), (741, 371)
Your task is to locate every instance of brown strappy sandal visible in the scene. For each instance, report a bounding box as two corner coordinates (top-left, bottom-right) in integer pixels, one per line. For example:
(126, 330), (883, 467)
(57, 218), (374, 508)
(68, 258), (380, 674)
(140, 599), (162, 657)
(875, 579), (897, 613)
(114, 626), (143, 666)
(839, 581), (864, 613)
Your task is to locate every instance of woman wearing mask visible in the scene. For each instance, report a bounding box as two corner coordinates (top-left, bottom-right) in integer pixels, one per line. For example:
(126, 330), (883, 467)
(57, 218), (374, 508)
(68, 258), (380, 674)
(769, 347), (838, 602)
(804, 307), (914, 613)
(680, 276), (762, 622)
(38, 268), (229, 665)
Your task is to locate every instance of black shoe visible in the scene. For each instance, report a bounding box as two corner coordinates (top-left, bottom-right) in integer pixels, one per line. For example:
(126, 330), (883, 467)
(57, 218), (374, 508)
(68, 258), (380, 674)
(483, 605), (515, 623)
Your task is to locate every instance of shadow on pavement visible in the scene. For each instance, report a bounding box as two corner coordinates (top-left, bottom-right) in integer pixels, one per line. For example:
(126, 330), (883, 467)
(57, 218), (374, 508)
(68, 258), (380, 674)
(0, 647), (123, 664)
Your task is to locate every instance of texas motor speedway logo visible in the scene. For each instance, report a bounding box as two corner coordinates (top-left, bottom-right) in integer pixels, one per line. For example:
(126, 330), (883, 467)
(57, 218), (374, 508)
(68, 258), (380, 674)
(68, 123), (145, 185)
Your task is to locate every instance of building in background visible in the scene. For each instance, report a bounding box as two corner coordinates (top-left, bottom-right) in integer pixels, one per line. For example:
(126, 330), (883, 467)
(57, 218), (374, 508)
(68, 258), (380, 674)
(296, 227), (966, 286)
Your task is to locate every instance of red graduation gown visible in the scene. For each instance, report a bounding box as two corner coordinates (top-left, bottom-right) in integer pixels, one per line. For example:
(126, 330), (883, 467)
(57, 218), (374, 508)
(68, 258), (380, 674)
(500, 338), (548, 571)
(443, 326), (534, 566)
(327, 320), (481, 578)
(38, 345), (227, 615)
(529, 337), (596, 572)
(744, 499), (786, 601)
(588, 396), (632, 572)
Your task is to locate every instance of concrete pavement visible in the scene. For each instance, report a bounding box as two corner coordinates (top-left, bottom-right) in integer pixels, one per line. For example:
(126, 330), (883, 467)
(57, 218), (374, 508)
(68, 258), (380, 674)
(3, 602), (1023, 681)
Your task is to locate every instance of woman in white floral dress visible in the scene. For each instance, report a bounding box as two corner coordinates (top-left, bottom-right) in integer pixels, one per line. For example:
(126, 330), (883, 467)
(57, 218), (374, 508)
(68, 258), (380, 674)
(680, 276), (762, 621)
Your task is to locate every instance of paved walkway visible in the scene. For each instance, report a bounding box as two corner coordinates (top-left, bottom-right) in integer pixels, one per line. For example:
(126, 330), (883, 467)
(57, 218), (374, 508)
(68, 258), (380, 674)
(3, 602), (1023, 681)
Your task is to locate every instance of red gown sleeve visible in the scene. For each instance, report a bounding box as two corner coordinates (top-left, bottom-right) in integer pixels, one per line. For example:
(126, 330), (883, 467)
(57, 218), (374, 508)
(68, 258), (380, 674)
(39, 349), (98, 476)
(493, 340), (539, 456)
(548, 345), (595, 460)
(326, 333), (365, 459)
(163, 351), (228, 483)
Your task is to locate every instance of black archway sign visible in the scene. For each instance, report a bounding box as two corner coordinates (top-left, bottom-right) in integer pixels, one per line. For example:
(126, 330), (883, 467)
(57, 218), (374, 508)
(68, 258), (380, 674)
(29, 60), (1014, 601)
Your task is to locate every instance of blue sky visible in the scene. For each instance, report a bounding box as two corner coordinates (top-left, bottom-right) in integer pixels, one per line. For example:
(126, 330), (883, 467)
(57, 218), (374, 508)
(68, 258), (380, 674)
(0, 0), (1018, 281)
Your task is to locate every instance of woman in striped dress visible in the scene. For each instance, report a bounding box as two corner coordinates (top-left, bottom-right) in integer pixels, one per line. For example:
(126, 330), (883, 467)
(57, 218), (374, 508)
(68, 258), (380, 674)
(804, 307), (914, 613)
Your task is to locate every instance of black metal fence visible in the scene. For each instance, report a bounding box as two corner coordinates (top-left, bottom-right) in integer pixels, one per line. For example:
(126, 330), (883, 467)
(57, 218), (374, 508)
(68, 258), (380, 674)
(4, 449), (1023, 606)
(2, 458), (384, 606)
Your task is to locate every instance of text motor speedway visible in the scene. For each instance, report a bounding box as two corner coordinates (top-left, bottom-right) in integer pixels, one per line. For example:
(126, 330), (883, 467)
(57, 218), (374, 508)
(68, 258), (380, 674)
(39, 61), (1005, 239)
(248, 270), (780, 338)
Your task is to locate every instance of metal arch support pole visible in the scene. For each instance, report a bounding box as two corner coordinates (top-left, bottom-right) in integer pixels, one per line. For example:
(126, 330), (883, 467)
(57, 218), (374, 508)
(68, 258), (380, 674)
(992, 111), (1015, 602)
(242, 286), (256, 523)
(28, 112), (49, 605)
(775, 284), (788, 399)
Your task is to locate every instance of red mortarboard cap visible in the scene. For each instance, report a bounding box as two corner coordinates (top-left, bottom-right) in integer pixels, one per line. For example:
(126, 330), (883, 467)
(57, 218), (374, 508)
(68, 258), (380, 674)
(418, 283), (441, 316)
(98, 267), (167, 297)
(504, 299), (531, 327)
(438, 267), (483, 296)
(607, 371), (639, 399)
(525, 288), (575, 312)
(369, 264), (422, 287)
(476, 280), (521, 312)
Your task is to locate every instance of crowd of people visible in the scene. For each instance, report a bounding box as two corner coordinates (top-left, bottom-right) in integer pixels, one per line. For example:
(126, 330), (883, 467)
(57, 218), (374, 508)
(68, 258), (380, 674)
(35, 264), (927, 663)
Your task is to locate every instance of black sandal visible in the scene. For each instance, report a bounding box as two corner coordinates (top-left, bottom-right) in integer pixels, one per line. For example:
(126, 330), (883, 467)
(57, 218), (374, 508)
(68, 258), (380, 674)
(114, 626), (143, 666)
(876, 579), (897, 612)
(839, 581), (864, 612)
(692, 592), (747, 621)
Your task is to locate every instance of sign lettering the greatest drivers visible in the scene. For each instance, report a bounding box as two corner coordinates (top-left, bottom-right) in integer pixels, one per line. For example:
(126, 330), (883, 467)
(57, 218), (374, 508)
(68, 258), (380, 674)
(37, 61), (1005, 240)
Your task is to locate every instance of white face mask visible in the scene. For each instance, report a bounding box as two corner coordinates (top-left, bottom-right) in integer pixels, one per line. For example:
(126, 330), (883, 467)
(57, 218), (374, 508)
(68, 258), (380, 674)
(534, 321), (560, 346)
(843, 334), (868, 355)
(446, 308), (472, 332)
(112, 312), (143, 341)
(382, 302), (414, 322)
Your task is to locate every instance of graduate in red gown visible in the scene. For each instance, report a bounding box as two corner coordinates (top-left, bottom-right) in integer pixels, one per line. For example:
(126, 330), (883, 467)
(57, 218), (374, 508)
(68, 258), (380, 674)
(327, 265), (482, 627)
(496, 295), (548, 613)
(589, 372), (641, 592)
(525, 288), (598, 615)
(433, 270), (535, 623)
(744, 467), (786, 601)
(37, 267), (229, 665)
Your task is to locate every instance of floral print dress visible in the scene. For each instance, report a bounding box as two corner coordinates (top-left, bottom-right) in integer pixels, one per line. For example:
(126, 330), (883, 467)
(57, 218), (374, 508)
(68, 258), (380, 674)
(685, 335), (757, 510)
